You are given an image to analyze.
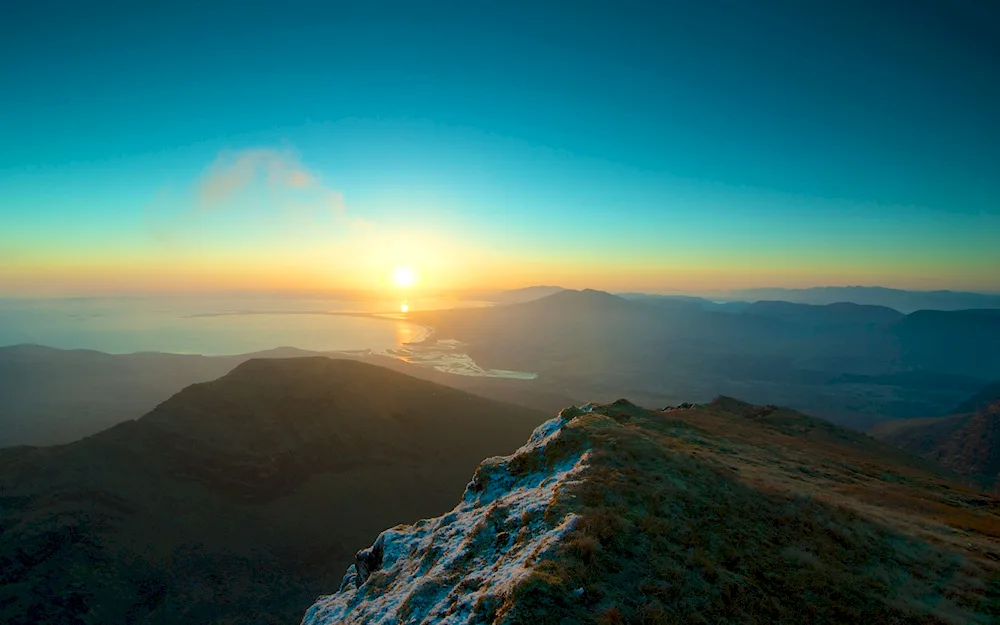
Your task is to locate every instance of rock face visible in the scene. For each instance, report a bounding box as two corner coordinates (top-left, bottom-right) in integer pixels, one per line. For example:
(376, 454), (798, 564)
(302, 408), (591, 624)
(302, 399), (1000, 625)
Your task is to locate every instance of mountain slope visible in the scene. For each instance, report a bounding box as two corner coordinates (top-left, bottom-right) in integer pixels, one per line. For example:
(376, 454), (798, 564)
(0, 358), (549, 624)
(871, 400), (1000, 485)
(954, 381), (1000, 415)
(0, 345), (577, 448)
(305, 399), (1000, 624)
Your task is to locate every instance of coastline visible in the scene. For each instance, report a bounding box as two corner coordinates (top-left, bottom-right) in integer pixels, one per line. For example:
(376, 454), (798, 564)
(4, 304), (534, 379)
(185, 308), (534, 378)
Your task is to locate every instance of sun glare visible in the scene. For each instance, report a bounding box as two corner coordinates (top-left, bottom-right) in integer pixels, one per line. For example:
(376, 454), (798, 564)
(392, 266), (417, 288)
(400, 303), (409, 313)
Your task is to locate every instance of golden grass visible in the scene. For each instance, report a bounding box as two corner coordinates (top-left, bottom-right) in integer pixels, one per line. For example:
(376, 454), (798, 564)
(500, 400), (1000, 624)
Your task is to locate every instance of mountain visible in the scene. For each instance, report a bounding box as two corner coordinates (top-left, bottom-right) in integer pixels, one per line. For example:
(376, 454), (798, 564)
(303, 398), (1000, 624)
(0, 345), (577, 448)
(488, 286), (565, 305)
(888, 310), (1000, 378)
(743, 300), (904, 328)
(0, 358), (548, 624)
(729, 286), (1000, 313)
(871, 399), (1000, 486)
(618, 293), (751, 313)
(410, 290), (998, 428)
(516, 288), (644, 313)
(955, 381), (1000, 414)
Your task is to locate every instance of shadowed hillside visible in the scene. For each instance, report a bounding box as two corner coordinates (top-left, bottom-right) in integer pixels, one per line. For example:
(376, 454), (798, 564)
(954, 381), (1000, 415)
(0, 345), (577, 448)
(0, 358), (549, 624)
(872, 399), (1000, 487)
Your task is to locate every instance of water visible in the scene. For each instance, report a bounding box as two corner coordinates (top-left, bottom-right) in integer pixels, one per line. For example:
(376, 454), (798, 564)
(387, 339), (537, 379)
(0, 297), (536, 378)
(0, 297), (440, 355)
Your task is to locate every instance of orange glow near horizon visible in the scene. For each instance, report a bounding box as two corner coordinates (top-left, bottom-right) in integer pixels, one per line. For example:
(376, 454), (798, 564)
(2, 237), (999, 297)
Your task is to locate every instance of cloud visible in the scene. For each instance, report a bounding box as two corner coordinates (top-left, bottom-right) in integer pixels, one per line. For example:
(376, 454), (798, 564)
(194, 148), (367, 228)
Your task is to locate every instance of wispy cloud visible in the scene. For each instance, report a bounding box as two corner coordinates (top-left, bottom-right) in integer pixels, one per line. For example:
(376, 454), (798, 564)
(146, 147), (369, 246)
(197, 149), (313, 206)
(195, 148), (366, 228)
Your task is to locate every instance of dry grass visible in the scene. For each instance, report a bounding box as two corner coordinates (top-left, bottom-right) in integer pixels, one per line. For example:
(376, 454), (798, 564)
(500, 399), (1000, 624)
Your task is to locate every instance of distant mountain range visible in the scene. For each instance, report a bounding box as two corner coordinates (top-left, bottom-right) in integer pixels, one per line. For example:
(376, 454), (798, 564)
(620, 285), (1000, 313)
(305, 397), (1000, 623)
(0, 358), (549, 624)
(411, 289), (1000, 429)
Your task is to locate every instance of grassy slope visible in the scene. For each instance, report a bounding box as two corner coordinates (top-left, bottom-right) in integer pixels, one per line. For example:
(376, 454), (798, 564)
(502, 399), (1000, 624)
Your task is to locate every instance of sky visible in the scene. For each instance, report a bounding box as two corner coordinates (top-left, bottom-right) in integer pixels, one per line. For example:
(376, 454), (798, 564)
(1, 0), (998, 296)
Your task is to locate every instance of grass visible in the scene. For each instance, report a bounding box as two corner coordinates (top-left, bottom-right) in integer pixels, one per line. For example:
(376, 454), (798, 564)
(497, 400), (1000, 624)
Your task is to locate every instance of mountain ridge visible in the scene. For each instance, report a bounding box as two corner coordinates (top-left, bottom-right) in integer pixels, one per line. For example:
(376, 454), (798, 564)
(303, 398), (1000, 624)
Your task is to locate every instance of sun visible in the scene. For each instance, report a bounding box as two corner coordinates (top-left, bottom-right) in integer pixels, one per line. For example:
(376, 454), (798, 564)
(392, 266), (417, 288)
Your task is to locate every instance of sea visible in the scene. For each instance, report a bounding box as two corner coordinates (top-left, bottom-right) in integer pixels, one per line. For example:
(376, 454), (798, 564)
(0, 296), (537, 379)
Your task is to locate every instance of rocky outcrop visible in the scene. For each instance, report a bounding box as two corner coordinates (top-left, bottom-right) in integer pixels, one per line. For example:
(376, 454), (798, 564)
(302, 408), (591, 624)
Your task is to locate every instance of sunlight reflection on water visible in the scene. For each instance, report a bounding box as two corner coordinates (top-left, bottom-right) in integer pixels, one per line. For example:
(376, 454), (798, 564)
(0, 297), (431, 356)
(0, 297), (536, 378)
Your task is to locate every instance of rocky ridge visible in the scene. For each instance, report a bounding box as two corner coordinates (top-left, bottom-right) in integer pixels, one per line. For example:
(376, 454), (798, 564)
(303, 407), (592, 624)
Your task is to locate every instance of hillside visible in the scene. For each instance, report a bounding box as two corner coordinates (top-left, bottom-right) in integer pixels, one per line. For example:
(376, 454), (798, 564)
(871, 399), (1000, 486)
(0, 345), (577, 448)
(954, 381), (1000, 414)
(0, 358), (549, 624)
(306, 398), (1000, 624)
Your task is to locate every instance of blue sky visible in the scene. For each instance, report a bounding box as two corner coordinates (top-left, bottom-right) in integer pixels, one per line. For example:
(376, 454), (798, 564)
(1, 0), (998, 294)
